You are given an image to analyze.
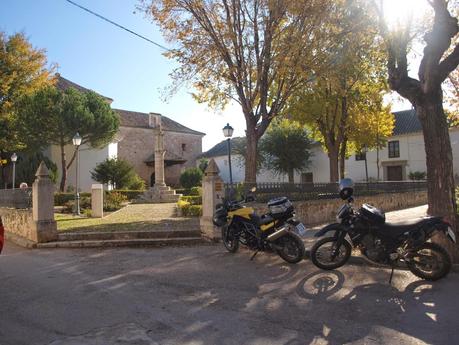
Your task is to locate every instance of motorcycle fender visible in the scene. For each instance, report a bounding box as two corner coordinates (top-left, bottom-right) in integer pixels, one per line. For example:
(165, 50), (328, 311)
(314, 223), (345, 237)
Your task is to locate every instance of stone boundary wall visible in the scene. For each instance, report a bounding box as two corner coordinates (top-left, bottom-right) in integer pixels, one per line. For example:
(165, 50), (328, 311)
(253, 191), (427, 226)
(0, 208), (34, 239)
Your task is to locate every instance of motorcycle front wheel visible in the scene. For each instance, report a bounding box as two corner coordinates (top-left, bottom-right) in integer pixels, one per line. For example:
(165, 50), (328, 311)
(310, 236), (352, 270)
(222, 225), (239, 253)
(275, 232), (305, 264)
(406, 242), (451, 281)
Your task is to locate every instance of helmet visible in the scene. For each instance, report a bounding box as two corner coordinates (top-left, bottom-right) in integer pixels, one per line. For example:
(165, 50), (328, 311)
(339, 178), (354, 200)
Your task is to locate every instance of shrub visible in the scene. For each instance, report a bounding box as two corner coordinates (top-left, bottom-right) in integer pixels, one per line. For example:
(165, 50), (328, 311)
(177, 199), (191, 215)
(409, 171), (427, 180)
(180, 195), (202, 205)
(189, 186), (202, 196)
(179, 168), (203, 189)
(188, 205), (202, 217)
(91, 158), (140, 189)
(55, 192), (91, 206)
(104, 191), (127, 212)
(109, 190), (144, 201)
(62, 196), (91, 213)
(177, 200), (202, 217)
(127, 174), (146, 190)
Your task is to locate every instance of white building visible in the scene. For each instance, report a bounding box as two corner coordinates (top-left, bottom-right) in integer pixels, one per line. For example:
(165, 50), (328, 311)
(200, 109), (459, 183)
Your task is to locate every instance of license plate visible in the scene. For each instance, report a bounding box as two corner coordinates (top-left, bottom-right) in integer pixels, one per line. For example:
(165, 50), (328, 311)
(447, 227), (456, 243)
(295, 223), (307, 236)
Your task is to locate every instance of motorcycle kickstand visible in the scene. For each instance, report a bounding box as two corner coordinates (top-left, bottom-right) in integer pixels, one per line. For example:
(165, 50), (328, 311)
(250, 250), (259, 261)
(388, 265), (395, 285)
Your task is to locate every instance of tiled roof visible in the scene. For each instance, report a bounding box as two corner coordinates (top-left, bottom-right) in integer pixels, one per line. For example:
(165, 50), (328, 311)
(114, 108), (205, 136)
(198, 137), (246, 158)
(392, 109), (423, 136)
(55, 74), (113, 102)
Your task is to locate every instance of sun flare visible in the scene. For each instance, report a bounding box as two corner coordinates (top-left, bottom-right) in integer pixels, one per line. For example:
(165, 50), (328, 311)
(382, 0), (430, 27)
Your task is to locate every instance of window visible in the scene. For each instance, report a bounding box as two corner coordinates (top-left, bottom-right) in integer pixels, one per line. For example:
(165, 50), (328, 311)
(388, 141), (400, 158)
(181, 143), (186, 152)
(355, 152), (366, 161)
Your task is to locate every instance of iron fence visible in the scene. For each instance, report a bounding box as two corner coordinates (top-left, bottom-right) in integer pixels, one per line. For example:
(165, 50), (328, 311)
(224, 181), (427, 202)
(0, 188), (32, 209)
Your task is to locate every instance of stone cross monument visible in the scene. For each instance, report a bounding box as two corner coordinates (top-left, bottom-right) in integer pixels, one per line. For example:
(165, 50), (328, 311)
(140, 114), (181, 203)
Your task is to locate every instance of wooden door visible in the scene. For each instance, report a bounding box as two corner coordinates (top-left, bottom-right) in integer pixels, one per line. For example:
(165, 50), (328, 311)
(387, 166), (403, 181)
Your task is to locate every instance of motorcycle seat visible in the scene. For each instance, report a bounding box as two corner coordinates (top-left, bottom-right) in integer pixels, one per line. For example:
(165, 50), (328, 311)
(379, 218), (433, 236)
(252, 214), (275, 226)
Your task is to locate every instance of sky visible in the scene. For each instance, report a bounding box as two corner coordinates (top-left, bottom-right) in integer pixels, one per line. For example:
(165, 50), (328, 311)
(0, 0), (246, 150)
(0, 0), (414, 151)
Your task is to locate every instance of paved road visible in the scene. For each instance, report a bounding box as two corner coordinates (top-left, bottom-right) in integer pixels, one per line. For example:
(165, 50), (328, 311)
(1, 210), (458, 345)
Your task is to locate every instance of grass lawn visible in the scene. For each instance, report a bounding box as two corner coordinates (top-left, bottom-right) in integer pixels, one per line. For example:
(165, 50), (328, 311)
(56, 204), (198, 232)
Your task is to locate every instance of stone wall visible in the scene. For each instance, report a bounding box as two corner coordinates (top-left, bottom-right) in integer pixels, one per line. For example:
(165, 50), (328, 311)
(253, 191), (427, 226)
(0, 208), (35, 240)
(118, 126), (203, 187)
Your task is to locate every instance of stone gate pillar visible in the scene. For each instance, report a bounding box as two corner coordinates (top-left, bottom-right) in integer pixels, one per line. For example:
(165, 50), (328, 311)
(31, 162), (57, 242)
(200, 159), (224, 241)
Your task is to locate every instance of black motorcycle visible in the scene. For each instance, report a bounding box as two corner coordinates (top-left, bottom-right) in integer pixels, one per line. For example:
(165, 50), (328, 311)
(213, 192), (306, 264)
(310, 178), (456, 281)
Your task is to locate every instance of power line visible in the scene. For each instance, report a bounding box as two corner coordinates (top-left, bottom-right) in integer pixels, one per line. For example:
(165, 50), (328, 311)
(63, 0), (171, 52)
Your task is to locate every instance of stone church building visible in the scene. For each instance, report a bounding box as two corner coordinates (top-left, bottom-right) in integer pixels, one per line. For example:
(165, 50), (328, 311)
(46, 75), (204, 191)
(115, 109), (204, 187)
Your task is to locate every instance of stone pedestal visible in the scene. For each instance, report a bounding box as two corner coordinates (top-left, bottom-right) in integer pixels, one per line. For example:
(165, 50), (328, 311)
(31, 162), (57, 243)
(91, 184), (104, 218)
(200, 159), (224, 241)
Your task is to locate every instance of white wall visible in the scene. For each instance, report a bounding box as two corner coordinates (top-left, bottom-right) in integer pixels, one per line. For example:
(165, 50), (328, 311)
(206, 128), (459, 183)
(205, 154), (303, 183)
(46, 142), (116, 192)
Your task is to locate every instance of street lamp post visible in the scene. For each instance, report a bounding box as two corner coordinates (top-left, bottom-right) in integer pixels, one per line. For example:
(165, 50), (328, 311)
(11, 153), (17, 189)
(222, 123), (234, 199)
(72, 132), (82, 216)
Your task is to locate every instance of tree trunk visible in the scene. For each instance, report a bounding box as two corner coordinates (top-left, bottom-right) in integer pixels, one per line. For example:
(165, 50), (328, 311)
(244, 124), (258, 185)
(288, 169), (294, 184)
(376, 146), (380, 181)
(416, 99), (457, 223)
(415, 97), (458, 258)
(328, 146), (339, 182)
(339, 140), (347, 180)
(59, 143), (67, 192)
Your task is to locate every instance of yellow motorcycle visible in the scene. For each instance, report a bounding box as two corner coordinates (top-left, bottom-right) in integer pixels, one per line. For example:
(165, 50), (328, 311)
(213, 193), (306, 263)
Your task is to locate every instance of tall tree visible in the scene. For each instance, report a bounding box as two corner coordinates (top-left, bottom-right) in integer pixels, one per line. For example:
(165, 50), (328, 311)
(259, 119), (312, 183)
(375, 0), (459, 230)
(17, 86), (119, 191)
(289, 0), (392, 182)
(0, 32), (54, 152)
(140, 0), (333, 183)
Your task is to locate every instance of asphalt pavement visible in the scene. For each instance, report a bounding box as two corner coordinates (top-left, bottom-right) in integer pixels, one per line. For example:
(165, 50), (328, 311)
(1, 212), (457, 345)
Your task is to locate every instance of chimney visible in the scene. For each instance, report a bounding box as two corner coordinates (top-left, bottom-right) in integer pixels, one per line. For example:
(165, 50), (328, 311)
(149, 113), (162, 129)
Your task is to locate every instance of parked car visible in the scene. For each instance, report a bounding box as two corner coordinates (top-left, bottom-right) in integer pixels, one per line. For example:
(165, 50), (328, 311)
(0, 216), (4, 254)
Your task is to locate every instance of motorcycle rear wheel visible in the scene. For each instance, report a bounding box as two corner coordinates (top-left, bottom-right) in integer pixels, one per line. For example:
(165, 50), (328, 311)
(311, 237), (352, 270)
(406, 242), (451, 281)
(222, 225), (239, 253)
(275, 232), (305, 264)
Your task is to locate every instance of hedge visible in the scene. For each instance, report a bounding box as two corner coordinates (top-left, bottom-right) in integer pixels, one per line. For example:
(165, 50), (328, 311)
(177, 200), (202, 217)
(55, 192), (91, 206)
(55, 189), (144, 206)
(180, 195), (202, 205)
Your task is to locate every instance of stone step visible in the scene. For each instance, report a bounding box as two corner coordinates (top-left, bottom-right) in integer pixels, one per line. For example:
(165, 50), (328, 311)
(36, 237), (204, 249)
(58, 229), (201, 241)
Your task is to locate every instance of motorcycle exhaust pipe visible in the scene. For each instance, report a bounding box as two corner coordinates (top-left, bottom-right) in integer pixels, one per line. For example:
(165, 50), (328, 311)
(267, 226), (288, 242)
